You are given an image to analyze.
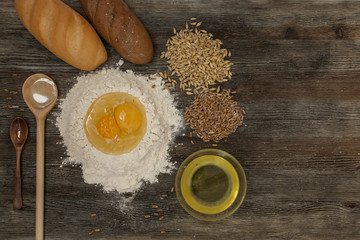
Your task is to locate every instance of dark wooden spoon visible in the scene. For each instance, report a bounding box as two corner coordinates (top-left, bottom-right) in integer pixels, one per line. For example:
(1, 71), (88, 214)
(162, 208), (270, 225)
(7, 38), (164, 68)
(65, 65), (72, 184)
(10, 117), (28, 210)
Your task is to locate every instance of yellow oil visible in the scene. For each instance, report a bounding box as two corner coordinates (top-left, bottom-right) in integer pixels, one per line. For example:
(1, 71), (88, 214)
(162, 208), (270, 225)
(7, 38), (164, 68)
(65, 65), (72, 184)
(180, 155), (239, 214)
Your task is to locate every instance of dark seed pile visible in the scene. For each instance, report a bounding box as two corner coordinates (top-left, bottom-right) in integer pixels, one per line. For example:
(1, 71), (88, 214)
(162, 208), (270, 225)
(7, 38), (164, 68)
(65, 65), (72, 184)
(184, 89), (244, 142)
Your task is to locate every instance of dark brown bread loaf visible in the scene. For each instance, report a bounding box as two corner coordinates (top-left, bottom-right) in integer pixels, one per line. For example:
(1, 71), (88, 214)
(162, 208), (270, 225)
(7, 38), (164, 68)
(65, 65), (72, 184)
(80, 0), (153, 64)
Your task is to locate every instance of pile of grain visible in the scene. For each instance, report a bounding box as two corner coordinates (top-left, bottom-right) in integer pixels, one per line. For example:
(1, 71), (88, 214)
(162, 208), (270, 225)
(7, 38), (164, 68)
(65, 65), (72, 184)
(160, 18), (233, 92)
(159, 18), (244, 142)
(184, 89), (244, 142)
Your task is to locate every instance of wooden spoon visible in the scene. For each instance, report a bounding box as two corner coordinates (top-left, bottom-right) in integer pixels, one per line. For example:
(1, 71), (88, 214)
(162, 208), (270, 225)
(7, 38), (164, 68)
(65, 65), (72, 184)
(10, 117), (28, 210)
(22, 73), (58, 240)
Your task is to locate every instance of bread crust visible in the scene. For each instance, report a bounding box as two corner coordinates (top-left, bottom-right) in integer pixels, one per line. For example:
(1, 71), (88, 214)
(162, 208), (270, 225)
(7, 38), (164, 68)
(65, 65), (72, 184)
(80, 0), (153, 64)
(15, 0), (107, 71)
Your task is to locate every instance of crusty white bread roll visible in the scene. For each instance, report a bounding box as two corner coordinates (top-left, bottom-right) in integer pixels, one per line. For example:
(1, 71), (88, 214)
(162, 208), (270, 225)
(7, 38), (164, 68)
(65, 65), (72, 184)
(15, 0), (107, 71)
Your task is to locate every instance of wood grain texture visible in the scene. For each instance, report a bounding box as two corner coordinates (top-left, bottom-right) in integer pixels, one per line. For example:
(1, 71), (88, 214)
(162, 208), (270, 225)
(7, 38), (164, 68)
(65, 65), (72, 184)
(1, 0), (360, 239)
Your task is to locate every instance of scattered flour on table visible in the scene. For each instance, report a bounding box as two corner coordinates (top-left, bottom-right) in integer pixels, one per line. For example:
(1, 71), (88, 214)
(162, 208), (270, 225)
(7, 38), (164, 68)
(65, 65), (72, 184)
(56, 67), (182, 193)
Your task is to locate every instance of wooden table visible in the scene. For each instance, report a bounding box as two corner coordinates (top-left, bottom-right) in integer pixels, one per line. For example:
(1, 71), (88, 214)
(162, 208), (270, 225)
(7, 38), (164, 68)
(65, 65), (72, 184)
(1, 0), (360, 239)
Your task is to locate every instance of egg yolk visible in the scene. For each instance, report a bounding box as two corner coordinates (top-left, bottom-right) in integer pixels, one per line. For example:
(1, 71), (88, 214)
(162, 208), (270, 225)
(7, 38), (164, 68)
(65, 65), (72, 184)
(114, 103), (142, 134)
(96, 114), (120, 139)
(84, 92), (147, 155)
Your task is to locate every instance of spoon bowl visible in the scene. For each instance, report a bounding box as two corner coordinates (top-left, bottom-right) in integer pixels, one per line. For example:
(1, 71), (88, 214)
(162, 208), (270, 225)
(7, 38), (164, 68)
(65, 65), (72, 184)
(10, 117), (28, 149)
(23, 73), (58, 118)
(22, 73), (58, 240)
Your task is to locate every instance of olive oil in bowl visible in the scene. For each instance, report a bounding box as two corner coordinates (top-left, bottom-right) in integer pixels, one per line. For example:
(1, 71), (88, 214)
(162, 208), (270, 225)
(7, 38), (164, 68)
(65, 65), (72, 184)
(176, 149), (246, 221)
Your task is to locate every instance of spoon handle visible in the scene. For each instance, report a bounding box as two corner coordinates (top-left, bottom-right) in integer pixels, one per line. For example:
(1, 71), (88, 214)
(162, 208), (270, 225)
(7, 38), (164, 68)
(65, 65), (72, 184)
(36, 117), (45, 240)
(13, 148), (23, 210)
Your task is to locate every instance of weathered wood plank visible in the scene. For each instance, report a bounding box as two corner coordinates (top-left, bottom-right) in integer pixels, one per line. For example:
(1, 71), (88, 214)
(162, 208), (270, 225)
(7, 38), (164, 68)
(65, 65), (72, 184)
(1, 0), (360, 239)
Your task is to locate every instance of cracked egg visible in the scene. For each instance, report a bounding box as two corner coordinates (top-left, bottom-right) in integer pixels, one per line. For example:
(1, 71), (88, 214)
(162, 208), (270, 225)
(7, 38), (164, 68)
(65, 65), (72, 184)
(84, 92), (147, 155)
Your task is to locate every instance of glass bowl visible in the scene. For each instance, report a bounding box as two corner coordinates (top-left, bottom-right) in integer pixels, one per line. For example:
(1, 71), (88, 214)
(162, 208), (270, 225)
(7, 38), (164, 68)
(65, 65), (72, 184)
(175, 149), (247, 221)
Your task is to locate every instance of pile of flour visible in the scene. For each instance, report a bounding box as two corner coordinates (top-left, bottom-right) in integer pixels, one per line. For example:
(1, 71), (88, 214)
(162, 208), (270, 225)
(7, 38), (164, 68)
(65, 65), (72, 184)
(56, 67), (182, 193)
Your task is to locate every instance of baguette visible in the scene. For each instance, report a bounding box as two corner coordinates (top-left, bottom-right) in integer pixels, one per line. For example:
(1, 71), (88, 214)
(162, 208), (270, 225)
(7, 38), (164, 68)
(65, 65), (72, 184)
(80, 0), (153, 64)
(15, 0), (107, 71)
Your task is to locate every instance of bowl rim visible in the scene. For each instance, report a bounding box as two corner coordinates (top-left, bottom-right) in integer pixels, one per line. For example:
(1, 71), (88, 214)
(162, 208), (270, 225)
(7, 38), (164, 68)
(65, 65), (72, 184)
(175, 148), (247, 221)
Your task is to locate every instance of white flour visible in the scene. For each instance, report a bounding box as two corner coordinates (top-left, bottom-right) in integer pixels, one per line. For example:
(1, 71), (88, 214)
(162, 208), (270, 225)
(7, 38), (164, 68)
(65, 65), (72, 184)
(56, 66), (182, 193)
